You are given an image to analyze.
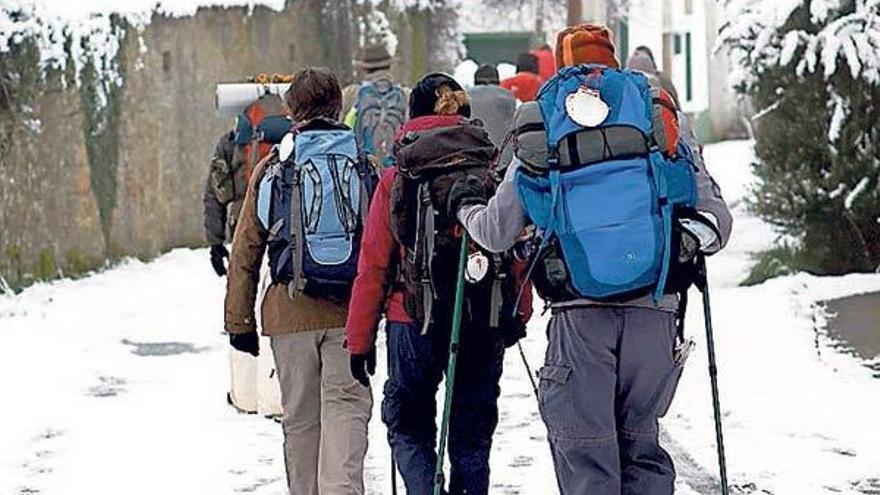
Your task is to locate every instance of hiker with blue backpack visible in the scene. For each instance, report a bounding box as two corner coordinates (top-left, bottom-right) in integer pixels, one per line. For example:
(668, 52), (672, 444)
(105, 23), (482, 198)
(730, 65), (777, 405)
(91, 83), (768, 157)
(225, 68), (377, 495)
(448, 24), (733, 494)
(342, 43), (409, 167)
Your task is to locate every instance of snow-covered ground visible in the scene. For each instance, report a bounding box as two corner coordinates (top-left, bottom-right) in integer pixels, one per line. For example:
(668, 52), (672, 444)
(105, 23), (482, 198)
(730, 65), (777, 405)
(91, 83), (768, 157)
(1, 140), (879, 494)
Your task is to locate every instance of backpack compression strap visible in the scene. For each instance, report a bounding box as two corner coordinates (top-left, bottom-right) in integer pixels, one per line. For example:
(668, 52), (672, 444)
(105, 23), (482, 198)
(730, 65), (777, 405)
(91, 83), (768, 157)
(489, 253), (504, 329)
(541, 149), (564, 251)
(649, 151), (673, 302)
(419, 182), (435, 335)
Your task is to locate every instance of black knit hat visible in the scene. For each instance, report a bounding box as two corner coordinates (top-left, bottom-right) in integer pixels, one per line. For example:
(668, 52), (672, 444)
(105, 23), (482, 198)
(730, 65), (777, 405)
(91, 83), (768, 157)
(474, 64), (499, 85)
(408, 73), (471, 119)
(516, 52), (540, 74)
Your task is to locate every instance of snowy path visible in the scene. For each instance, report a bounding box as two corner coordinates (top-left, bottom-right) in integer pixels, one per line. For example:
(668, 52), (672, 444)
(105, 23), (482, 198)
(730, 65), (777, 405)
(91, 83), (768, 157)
(2, 140), (880, 494)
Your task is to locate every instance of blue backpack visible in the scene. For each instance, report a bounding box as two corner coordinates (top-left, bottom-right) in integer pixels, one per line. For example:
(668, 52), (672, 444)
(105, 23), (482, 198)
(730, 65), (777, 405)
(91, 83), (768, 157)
(353, 79), (407, 167)
(514, 65), (698, 302)
(257, 120), (378, 298)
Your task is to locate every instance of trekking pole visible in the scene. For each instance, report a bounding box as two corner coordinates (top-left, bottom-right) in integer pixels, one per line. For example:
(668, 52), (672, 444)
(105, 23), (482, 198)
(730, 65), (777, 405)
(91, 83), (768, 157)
(698, 255), (730, 495)
(391, 457), (398, 495)
(433, 234), (470, 495)
(517, 341), (539, 403)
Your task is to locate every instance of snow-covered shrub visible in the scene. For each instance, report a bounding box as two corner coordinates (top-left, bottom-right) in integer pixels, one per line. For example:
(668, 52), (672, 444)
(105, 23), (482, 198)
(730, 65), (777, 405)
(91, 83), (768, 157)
(720, 0), (880, 275)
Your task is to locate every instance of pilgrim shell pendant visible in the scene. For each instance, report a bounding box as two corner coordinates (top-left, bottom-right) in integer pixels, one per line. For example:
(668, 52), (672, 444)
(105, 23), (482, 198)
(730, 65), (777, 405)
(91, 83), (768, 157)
(465, 252), (490, 283)
(279, 132), (295, 161)
(565, 86), (609, 127)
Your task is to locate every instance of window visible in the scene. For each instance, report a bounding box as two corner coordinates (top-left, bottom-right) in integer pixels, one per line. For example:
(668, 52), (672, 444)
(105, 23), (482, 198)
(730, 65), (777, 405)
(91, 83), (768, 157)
(685, 32), (693, 102)
(684, 0), (693, 15)
(617, 20), (629, 67)
(162, 51), (172, 73)
(674, 34), (682, 55)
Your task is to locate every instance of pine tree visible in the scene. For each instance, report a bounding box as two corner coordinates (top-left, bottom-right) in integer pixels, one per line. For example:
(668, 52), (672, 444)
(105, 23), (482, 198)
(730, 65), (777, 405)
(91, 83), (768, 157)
(720, 0), (880, 275)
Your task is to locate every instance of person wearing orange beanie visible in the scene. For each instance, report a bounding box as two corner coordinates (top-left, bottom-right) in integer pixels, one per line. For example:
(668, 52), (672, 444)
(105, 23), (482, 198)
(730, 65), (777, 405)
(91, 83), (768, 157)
(447, 23), (734, 495)
(555, 23), (620, 69)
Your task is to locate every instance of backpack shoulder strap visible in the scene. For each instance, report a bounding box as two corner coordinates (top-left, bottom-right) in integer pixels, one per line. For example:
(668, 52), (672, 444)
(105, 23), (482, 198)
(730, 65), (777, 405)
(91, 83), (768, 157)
(286, 133), (307, 298)
(647, 78), (681, 156)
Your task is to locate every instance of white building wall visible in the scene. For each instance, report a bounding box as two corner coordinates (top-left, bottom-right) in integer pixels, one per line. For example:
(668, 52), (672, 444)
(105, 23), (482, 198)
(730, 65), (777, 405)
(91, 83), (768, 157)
(671, 0), (710, 113)
(625, 0), (665, 69)
(581, 0), (608, 24)
(623, 0), (710, 114)
(574, 0), (743, 139)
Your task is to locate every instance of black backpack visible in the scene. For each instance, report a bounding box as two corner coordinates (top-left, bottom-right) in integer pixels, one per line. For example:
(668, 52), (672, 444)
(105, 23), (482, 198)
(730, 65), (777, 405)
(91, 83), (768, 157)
(389, 122), (529, 338)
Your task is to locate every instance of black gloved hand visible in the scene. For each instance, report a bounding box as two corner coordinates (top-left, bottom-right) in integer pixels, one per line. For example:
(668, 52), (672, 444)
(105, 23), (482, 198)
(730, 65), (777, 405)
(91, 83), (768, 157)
(677, 225), (700, 264)
(447, 175), (487, 219)
(229, 331), (259, 357)
(210, 244), (229, 277)
(349, 347), (376, 388)
(501, 323), (527, 348)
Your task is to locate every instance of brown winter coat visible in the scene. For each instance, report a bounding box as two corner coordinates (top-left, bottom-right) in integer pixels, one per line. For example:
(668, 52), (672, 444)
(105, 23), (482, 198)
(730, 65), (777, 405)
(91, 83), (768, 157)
(224, 154), (349, 336)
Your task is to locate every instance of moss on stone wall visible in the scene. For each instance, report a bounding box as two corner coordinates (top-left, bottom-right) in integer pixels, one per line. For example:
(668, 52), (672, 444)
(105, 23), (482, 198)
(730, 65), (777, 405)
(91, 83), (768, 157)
(36, 248), (56, 280)
(78, 15), (127, 245)
(0, 4), (453, 291)
(408, 9), (429, 85)
(0, 32), (41, 156)
(0, 33), (48, 290)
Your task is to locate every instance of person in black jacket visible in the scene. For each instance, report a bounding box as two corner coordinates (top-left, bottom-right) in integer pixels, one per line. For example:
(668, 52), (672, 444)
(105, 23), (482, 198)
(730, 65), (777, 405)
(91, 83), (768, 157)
(203, 130), (240, 276)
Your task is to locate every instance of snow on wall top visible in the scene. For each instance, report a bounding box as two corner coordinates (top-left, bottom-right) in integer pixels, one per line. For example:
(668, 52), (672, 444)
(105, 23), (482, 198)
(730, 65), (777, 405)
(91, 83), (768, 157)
(0, 0), (285, 84)
(2, 0), (285, 24)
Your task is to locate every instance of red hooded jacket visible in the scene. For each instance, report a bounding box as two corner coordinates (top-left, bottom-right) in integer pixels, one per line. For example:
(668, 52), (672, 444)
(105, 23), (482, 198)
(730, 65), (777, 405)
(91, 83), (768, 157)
(500, 71), (543, 102)
(531, 48), (556, 81)
(346, 115), (467, 355)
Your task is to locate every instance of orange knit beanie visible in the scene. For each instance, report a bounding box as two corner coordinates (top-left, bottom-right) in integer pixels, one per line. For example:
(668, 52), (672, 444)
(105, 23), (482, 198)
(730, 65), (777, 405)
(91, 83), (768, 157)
(555, 24), (620, 69)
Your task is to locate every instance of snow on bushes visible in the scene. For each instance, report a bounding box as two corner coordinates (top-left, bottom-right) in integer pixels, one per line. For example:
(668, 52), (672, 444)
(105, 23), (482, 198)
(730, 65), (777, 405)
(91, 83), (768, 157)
(721, 0), (880, 88)
(718, 0), (880, 277)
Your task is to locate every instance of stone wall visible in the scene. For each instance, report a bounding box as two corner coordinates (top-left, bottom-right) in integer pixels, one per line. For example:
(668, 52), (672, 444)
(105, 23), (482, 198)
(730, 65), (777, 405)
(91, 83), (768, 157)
(0, 2), (448, 289)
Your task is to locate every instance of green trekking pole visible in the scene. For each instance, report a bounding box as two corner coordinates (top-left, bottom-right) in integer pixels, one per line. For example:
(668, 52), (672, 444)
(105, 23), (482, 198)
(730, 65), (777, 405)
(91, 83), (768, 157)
(433, 233), (470, 495)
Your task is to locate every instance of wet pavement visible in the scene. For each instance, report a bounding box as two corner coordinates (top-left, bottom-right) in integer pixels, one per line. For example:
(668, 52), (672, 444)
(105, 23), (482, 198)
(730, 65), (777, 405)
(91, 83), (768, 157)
(825, 292), (880, 370)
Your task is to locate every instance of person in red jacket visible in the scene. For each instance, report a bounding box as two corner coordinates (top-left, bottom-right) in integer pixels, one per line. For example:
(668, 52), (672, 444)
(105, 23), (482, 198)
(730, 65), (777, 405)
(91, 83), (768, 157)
(346, 73), (505, 495)
(500, 52), (543, 102)
(531, 43), (556, 81)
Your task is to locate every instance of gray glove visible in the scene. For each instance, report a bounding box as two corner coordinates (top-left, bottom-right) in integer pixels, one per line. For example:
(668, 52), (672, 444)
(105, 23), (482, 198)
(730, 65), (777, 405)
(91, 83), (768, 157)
(680, 216), (721, 255)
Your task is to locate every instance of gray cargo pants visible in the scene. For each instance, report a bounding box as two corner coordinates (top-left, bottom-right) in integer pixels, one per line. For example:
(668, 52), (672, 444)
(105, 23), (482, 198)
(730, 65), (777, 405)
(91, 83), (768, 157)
(271, 329), (372, 495)
(539, 306), (678, 495)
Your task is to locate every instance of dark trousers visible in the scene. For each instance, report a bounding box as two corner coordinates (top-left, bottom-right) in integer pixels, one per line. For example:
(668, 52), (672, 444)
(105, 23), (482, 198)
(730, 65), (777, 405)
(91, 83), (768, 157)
(382, 320), (505, 495)
(540, 306), (678, 495)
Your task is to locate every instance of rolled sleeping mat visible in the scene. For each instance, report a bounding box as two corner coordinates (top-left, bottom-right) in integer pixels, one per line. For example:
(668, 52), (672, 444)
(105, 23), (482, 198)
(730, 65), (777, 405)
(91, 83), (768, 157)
(215, 83), (290, 117)
(512, 101), (548, 173)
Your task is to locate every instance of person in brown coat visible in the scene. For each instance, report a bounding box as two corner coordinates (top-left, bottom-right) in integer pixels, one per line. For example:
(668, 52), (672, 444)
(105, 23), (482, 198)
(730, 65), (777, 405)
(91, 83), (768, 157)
(224, 68), (371, 495)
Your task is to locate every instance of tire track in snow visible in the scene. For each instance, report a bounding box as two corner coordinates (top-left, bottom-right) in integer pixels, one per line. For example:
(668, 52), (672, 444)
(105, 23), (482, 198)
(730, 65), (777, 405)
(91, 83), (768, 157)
(660, 427), (725, 494)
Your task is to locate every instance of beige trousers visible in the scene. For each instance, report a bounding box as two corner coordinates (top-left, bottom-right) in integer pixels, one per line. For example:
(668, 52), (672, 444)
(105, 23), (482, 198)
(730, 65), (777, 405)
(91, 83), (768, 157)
(271, 328), (372, 495)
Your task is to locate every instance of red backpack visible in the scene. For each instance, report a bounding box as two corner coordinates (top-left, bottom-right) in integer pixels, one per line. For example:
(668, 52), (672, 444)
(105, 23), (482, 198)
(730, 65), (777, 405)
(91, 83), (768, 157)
(232, 93), (292, 180)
